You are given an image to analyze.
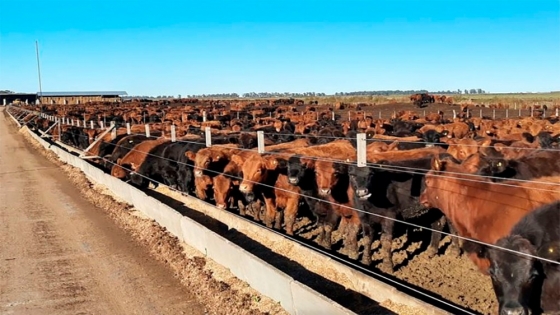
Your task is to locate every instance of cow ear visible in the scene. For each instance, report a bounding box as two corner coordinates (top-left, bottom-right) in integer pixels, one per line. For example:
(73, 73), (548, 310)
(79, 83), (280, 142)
(185, 151), (197, 161)
(387, 140), (399, 151)
(480, 137), (492, 147)
(264, 156), (278, 170)
(462, 240), (487, 259)
(537, 242), (560, 262)
(300, 157), (315, 168)
(461, 154), (482, 173)
(431, 156), (444, 171)
(230, 154), (245, 167)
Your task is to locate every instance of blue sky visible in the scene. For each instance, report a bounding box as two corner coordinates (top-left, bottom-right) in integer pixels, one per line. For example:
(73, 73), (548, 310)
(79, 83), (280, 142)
(0, 0), (558, 96)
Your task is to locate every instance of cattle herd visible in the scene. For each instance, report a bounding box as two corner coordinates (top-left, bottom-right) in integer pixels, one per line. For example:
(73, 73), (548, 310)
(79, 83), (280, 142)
(10, 97), (560, 315)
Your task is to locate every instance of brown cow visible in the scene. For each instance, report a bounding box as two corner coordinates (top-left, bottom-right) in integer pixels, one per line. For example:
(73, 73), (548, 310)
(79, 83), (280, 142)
(235, 153), (301, 235)
(111, 138), (169, 179)
(419, 154), (560, 273)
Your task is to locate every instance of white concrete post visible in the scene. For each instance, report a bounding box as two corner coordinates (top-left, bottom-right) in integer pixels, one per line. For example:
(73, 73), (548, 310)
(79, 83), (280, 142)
(492, 109), (496, 120)
(171, 125), (176, 142)
(357, 133), (367, 167)
(506, 109), (509, 118)
(145, 124), (150, 137)
(452, 110), (457, 119)
(90, 121), (94, 129)
(205, 127), (212, 148)
(257, 131), (265, 154)
(479, 109), (482, 118)
(57, 119), (62, 141)
(126, 123), (131, 134)
(111, 127), (117, 140)
(331, 111), (335, 121)
(203, 111), (207, 122)
(519, 108), (522, 117)
(556, 108), (559, 117)
(531, 107), (534, 117)
(100, 121), (104, 129)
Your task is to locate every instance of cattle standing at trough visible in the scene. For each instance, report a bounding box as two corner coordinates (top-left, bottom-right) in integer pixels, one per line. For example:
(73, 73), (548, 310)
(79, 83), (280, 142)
(15, 98), (560, 315)
(464, 201), (560, 315)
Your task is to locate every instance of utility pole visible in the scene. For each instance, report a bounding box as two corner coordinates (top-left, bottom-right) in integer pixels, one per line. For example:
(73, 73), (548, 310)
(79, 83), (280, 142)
(35, 40), (43, 109)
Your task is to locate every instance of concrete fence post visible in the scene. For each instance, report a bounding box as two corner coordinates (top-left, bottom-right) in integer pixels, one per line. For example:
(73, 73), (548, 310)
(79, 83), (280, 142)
(356, 133), (366, 167)
(506, 109), (509, 118)
(171, 125), (176, 142)
(257, 131), (265, 154)
(126, 123), (131, 135)
(452, 110), (457, 119)
(145, 124), (150, 138)
(492, 109), (496, 120)
(331, 111), (335, 121)
(479, 109), (482, 118)
(205, 127), (212, 147)
(90, 121), (95, 129)
(203, 111), (207, 122)
(57, 120), (62, 141)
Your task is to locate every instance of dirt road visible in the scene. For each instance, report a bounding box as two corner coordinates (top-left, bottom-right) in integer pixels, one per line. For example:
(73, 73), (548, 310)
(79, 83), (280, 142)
(0, 108), (207, 314)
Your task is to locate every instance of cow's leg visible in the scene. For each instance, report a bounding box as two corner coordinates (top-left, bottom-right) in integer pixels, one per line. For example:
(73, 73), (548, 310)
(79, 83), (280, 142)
(380, 218), (395, 271)
(283, 198), (299, 236)
(426, 215), (446, 258)
(447, 221), (462, 257)
(361, 220), (374, 266)
(322, 209), (340, 250)
(343, 215), (361, 260)
(263, 198), (277, 229)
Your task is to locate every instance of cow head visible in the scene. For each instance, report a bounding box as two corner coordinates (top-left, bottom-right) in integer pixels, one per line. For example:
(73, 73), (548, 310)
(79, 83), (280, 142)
(466, 237), (560, 315)
(315, 161), (348, 197)
(192, 148), (229, 178)
(348, 165), (372, 200)
(238, 155), (278, 201)
(286, 155), (315, 187)
(213, 174), (239, 209)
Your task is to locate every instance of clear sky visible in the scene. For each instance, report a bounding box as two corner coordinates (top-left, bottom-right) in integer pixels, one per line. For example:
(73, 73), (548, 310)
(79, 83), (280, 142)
(0, 0), (559, 96)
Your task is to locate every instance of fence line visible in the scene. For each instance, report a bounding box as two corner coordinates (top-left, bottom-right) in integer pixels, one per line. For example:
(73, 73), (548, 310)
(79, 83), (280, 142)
(32, 124), (560, 267)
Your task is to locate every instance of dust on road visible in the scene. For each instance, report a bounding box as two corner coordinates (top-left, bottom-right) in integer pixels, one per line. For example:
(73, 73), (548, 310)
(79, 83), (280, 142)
(0, 107), (207, 315)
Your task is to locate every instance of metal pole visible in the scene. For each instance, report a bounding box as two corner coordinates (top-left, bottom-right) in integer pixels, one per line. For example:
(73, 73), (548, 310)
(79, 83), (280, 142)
(35, 40), (43, 107)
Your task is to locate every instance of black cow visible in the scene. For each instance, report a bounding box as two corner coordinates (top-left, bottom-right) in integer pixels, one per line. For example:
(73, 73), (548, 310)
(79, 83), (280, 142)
(286, 155), (339, 249)
(347, 156), (450, 270)
(465, 201), (560, 315)
(130, 141), (174, 189)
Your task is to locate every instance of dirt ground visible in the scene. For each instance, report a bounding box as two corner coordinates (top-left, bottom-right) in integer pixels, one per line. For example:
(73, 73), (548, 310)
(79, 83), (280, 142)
(0, 107), (286, 315)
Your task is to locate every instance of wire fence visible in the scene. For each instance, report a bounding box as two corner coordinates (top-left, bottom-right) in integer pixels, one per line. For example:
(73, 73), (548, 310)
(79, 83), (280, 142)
(8, 105), (560, 314)
(26, 122), (560, 267)
(11, 106), (560, 264)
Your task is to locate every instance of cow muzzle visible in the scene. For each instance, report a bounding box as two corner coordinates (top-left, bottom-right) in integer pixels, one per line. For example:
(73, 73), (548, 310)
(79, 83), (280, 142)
(356, 188), (371, 200)
(216, 203), (227, 210)
(318, 188), (331, 196)
(288, 176), (299, 185)
(500, 305), (527, 315)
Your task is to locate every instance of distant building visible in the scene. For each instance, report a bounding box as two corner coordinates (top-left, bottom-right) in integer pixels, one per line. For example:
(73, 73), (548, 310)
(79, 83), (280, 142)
(37, 91), (128, 104)
(0, 93), (37, 105)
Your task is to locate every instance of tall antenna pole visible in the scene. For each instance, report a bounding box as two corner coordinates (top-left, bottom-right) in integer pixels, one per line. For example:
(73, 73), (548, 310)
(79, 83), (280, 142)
(35, 40), (43, 106)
